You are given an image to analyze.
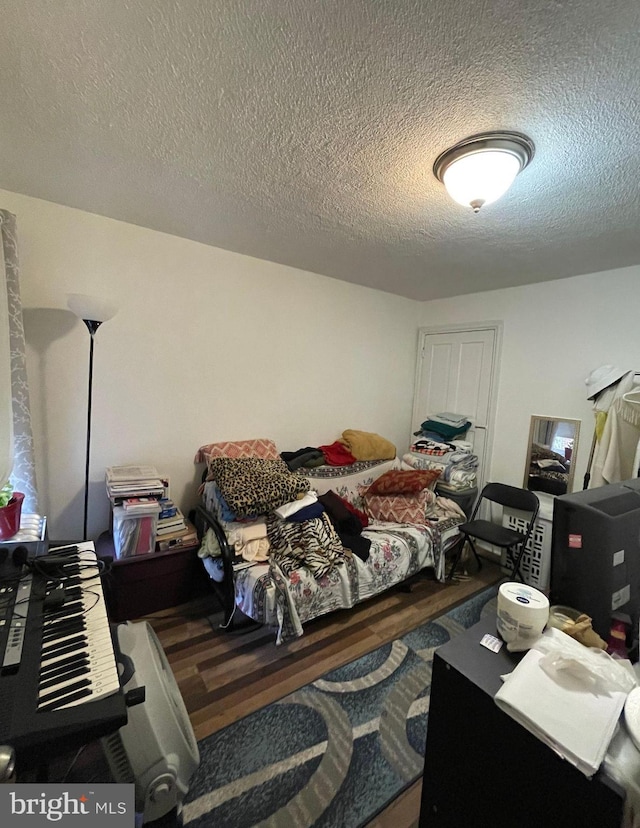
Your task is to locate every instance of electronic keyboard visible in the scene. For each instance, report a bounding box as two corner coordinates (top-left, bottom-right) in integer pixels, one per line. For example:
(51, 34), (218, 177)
(0, 542), (127, 770)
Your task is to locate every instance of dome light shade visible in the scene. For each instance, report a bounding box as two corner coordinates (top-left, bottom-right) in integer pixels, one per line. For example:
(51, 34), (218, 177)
(67, 293), (118, 323)
(434, 132), (534, 212)
(442, 150), (521, 210)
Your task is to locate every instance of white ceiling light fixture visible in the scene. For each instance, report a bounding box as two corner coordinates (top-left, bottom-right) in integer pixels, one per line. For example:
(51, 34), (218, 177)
(433, 131), (535, 213)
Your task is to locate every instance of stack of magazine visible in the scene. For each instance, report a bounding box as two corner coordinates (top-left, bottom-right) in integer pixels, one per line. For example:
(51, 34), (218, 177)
(106, 464), (167, 505)
(107, 465), (166, 559)
(106, 464), (197, 555)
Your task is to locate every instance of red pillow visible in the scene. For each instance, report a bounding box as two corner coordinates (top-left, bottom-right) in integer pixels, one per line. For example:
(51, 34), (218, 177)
(365, 469), (441, 495)
(364, 491), (433, 523)
(194, 438), (279, 464)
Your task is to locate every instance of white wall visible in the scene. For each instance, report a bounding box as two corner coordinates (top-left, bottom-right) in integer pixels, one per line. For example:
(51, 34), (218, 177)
(5, 186), (639, 541)
(418, 267), (640, 496)
(0, 190), (421, 540)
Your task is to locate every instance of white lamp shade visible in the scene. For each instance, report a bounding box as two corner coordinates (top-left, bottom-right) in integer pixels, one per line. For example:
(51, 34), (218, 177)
(442, 149), (522, 209)
(67, 293), (118, 322)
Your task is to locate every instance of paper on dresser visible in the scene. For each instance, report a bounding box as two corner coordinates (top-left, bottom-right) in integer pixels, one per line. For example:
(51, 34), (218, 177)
(495, 627), (633, 778)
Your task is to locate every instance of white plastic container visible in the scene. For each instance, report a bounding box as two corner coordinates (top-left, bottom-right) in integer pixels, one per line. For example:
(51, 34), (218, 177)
(112, 506), (159, 559)
(496, 582), (550, 651)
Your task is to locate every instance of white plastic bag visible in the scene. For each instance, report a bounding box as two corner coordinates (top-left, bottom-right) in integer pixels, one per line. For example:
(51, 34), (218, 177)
(534, 627), (636, 695)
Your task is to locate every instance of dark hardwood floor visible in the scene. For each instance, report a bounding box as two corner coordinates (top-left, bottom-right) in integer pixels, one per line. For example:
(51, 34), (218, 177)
(144, 559), (502, 827)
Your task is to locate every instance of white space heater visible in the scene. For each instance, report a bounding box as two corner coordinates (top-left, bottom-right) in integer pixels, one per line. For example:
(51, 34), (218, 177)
(101, 621), (200, 824)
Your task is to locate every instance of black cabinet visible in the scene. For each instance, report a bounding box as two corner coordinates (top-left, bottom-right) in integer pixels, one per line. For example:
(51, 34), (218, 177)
(96, 533), (205, 621)
(419, 617), (624, 827)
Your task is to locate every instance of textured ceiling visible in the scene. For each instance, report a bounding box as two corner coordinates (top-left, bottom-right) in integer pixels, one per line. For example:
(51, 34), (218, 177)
(1, 1), (639, 300)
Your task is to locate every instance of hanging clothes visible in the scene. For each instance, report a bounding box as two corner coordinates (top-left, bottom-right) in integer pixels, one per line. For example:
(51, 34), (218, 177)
(590, 385), (640, 487)
(624, 389), (640, 478)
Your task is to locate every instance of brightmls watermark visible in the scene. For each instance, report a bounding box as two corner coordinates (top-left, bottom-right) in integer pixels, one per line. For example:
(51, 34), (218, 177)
(0, 784), (135, 825)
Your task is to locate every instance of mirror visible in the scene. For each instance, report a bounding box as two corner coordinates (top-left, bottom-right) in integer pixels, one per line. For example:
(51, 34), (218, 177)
(524, 416), (581, 496)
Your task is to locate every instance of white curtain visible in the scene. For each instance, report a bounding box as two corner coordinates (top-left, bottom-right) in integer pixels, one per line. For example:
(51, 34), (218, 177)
(533, 418), (559, 449)
(0, 210), (38, 512)
(0, 218), (11, 487)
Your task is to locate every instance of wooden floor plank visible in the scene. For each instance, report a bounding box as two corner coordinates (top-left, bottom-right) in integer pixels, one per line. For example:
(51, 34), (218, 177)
(146, 559), (502, 826)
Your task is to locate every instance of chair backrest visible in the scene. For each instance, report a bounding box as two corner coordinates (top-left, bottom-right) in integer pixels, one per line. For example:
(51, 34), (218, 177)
(470, 482), (540, 522)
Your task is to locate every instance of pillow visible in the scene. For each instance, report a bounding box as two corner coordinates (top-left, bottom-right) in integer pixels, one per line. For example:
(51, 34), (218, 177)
(364, 489), (436, 524)
(338, 430), (396, 461)
(194, 438), (279, 464)
(365, 468), (441, 495)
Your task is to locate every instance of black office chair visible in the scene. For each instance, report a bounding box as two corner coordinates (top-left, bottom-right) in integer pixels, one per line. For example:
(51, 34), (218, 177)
(448, 482), (540, 581)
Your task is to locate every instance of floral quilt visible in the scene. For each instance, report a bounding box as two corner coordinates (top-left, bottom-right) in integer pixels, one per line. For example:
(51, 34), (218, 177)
(232, 517), (459, 643)
(201, 461), (463, 643)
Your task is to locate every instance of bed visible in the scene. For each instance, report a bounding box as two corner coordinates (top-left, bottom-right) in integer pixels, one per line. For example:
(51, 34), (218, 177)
(193, 439), (466, 643)
(526, 442), (570, 496)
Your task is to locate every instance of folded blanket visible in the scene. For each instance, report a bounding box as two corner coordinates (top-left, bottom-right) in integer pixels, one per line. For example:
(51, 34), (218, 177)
(286, 502), (326, 522)
(338, 429), (396, 461)
(275, 491), (319, 519)
(412, 429), (452, 443)
(226, 519), (268, 548)
(428, 412), (469, 428)
(318, 490), (371, 562)
(419, 420), (471, 441)
(365, 468), (441, 494)
(445, 450), (479, 471)
(280, 448), (325, 471)
(266, 512), (347, 579)
(207, 457), (309, 518)
(402, 452), (478, 484)
(411, 439), (454, 456)
(435, 477), (477, 492)
(430, 496), (467, 521)
(197, 528), (222, 559)
(318, 441), (358, 466)
(204, 481), (239, 523)
(238, 538), (270, 562)
(451, 439), (474, 452)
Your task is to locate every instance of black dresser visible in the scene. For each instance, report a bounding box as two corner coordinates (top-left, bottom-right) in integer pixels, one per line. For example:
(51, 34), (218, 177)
(419, 615), (625, 827)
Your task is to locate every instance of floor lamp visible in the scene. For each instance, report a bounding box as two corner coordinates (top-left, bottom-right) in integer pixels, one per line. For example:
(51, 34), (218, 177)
(67, 293), (118, 540)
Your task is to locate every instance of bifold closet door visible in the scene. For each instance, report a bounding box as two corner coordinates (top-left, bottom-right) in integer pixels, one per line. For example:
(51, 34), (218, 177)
(412, 324), (501, 495)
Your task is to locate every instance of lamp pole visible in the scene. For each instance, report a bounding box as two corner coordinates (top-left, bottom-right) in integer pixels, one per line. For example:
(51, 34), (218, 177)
(82, 319), (103, 541)
(67, 293), (117, 541)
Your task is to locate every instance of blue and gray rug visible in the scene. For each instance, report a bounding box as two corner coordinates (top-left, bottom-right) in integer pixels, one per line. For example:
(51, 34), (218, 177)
(183, 585), (498, 828)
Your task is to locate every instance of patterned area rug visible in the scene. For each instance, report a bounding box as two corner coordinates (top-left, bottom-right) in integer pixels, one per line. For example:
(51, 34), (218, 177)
(182, 584), (499, 828)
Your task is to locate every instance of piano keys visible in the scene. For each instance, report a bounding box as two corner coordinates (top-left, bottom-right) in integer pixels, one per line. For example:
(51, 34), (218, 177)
(0, 542), (127, 771)
(37, 547), (121, 710)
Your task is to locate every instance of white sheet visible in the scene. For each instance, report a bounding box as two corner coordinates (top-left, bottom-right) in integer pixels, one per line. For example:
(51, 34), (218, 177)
(495, 628), (630, 777)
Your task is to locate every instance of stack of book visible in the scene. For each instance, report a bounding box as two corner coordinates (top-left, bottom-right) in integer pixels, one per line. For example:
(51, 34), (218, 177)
(106, 464), (167, 506)
(155, 498), (198, 550)
(156, 515), (198, 552)
(106, 464), (198, 554)
(158, 498), (178, 521)
(157, 504), (186, 537)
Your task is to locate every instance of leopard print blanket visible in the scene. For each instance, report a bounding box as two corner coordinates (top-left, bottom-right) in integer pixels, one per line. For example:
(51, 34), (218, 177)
(206, 457), (309, 519)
